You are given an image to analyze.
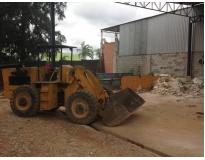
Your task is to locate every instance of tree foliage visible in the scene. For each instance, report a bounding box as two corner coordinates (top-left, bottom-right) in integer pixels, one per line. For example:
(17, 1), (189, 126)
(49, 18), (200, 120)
(77, 41), (94, 60)
(0, 2), (67, 65)
(94, 48), (101, 60)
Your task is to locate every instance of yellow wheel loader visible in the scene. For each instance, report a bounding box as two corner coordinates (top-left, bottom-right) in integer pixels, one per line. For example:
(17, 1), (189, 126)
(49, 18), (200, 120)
(0, 45), (145, 127)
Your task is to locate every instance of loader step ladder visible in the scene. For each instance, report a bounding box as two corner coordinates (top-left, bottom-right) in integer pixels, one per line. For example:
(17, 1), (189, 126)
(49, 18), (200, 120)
(39, 83), (58, 110)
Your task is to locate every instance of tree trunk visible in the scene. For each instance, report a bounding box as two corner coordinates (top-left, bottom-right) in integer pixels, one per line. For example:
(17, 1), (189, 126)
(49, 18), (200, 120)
(20, 9), (26, 62)
(0, 12), (3, 65)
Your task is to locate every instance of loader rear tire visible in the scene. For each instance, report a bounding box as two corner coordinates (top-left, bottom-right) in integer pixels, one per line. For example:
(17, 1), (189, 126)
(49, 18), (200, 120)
(10, 85), (40, 117)
(65, 90), (99, 125)
(102, 85), (113, 96)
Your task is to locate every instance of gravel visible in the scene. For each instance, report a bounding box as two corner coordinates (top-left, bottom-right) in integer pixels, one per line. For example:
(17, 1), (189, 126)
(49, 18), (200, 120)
(0, 93), (157, 157)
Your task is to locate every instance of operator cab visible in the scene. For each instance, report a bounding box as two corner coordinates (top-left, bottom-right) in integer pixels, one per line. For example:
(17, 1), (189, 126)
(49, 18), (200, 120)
(36, 44), (77, 82)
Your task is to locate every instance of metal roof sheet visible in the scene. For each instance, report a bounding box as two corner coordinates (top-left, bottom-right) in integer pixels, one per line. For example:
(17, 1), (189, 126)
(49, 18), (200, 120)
(101, 2), (204, 32)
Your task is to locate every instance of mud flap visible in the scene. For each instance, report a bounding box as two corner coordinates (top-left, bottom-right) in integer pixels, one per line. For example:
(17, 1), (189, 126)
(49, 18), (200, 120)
(103, 88), (145, 127)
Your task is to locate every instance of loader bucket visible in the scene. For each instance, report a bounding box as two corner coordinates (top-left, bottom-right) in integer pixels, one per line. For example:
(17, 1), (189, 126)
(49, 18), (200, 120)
(103, 88), (145, 127)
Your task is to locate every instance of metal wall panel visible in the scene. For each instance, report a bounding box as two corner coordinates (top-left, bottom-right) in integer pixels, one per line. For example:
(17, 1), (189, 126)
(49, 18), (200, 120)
(129, 22), (136, 55)
(119, 5), (203, 56)
(192, 4), (204, 52)
(120, 24), (129, 56)
(119, 25), (126, 55)
(167, 14), (189, 53)
(140, 19), (148, 54)
(134, 21), (141, 55)
(119, 19), (148, 55)
(147, 14), (169, 54)
(147, 13), (189, 54)
(124, 24), (130, 55)
(192, 21), (204, 52)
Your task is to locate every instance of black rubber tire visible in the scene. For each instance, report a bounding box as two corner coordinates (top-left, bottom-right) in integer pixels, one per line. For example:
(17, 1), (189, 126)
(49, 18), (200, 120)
(10, 85), (40, 117)
(102, 85), (113, 96)
(65, 90), (99, 125)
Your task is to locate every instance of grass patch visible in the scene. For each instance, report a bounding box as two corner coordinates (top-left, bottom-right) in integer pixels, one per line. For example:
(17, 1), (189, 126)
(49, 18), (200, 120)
(42, 53), (81, 61)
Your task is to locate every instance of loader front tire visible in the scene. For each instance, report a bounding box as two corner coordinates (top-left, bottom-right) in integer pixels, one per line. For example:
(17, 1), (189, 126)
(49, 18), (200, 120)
(65, 90), (99, 125)
(10, 85), (40, 117)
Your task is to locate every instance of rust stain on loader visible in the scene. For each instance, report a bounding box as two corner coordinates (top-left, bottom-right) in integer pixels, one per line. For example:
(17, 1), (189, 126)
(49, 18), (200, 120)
(103, 88), (145, 127)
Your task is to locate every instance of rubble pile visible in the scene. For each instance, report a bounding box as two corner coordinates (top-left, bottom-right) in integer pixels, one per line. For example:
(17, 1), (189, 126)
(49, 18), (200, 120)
(150, 76), (204, 98)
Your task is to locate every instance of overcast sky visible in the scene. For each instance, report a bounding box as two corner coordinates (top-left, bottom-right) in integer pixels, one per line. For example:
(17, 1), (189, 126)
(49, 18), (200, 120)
(55, 2), (162, 53)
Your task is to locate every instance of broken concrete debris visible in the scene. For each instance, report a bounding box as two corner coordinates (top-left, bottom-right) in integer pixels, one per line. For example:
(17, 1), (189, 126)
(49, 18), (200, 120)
(150, 76), (204, 98)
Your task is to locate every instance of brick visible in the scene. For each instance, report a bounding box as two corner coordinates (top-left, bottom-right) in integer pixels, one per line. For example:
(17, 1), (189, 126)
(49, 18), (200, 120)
(116, 52), (203, 77)
(103, 42), (115, 73)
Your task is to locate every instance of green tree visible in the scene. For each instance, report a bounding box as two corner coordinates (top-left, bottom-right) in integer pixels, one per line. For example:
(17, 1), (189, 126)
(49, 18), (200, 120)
(94, 48), (101, 60)
(77, 41), (94, 60)
(0, 2), (67, 64)
(62, 55), (69, 60)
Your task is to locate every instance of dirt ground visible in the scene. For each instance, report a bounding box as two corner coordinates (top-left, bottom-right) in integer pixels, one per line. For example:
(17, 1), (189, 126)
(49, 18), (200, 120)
(92, 92), (204, 157)
(0, 91), (158, 157)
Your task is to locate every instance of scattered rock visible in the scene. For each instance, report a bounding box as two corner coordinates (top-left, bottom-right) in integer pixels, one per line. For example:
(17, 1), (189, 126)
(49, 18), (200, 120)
(193, 78), (203, 85)
(137, 85), (142, 92)
(150, 76), (204, 98)
(57, 106), (66, 115)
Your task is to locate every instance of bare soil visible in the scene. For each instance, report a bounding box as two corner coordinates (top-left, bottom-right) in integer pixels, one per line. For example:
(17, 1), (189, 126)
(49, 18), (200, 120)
(92, 92), (204, 157)
(0, 92), (157, 157)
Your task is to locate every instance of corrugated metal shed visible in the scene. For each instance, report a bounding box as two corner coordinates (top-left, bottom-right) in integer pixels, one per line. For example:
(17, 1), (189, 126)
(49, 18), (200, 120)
(147, 14), (189, 54)
(109, 5), (204, 56)
(147, 14), (170, 54)
(119, 13), (192, 55)
(119, 19), (149, 55)
(192, 21), (204, 52)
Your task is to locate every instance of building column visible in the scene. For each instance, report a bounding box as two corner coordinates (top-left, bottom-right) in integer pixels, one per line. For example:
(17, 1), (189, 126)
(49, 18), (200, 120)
(187, 18), (192, 77)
